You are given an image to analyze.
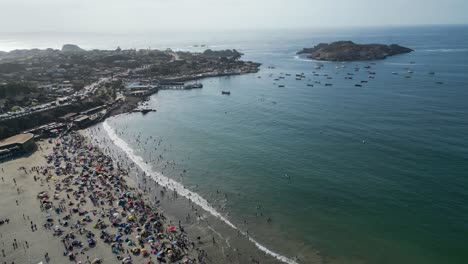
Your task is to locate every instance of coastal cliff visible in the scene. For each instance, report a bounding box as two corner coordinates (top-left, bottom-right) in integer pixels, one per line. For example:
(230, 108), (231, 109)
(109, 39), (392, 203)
(297, 41), (413, 61)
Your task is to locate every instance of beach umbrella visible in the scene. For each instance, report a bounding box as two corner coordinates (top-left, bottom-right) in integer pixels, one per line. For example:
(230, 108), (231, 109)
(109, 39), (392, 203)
(169, 225), (176, 232)
(141, 248), (147, 254)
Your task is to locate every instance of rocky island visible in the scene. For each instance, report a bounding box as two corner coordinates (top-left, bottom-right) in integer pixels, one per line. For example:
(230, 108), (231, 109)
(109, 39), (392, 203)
(297, 41), (413, 61)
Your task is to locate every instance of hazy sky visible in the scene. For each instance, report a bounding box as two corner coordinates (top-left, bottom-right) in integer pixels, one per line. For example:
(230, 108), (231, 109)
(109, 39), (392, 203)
(1, 0), (467, 32)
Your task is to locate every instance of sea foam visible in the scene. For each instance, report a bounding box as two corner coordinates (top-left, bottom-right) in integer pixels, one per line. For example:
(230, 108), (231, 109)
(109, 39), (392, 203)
(102, 120), (299, 264)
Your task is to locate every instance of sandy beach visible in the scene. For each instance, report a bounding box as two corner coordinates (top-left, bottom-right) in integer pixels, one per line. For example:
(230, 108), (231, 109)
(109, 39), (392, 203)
(0, 129), (295, 264)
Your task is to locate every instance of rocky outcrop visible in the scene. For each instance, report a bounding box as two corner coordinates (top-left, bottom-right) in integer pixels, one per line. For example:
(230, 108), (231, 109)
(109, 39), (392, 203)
(61, 44), (85, 53)
(297, 41), (413, 61)
(201, 49), (243, 59)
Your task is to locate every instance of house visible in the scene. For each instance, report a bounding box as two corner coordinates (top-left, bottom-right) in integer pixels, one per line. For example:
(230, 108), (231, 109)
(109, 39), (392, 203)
(0, 133), (36, 161)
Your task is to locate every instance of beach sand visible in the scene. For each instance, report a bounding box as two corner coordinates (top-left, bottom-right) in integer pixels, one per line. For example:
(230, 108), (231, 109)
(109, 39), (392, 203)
(0, 131), (299, 264)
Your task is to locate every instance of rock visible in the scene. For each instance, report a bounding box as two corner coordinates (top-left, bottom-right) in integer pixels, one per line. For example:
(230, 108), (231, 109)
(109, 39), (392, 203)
(201, 49), (243, 59)
(61, 44), (85, 53)
(297, 41), (413, 61)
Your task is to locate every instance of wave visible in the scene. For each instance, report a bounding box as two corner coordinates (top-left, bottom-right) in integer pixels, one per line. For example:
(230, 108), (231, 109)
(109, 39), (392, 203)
(102, 121), (299, 264)
(421, 48), (468, 53)
(293, 55), (315, 62)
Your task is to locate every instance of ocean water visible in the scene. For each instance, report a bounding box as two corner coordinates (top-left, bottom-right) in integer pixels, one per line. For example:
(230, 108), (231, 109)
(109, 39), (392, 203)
(3, 26), (468, 263)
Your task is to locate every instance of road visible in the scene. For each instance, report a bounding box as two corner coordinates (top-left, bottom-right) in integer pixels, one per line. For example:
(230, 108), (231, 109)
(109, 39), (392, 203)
(0, 77), (110, 122)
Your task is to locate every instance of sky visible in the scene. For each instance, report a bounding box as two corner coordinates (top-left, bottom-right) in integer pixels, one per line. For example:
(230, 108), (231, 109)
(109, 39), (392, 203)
(0, 0), (467, 33)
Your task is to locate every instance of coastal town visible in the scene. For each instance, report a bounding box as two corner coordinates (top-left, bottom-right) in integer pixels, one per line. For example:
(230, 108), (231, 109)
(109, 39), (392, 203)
(0, 44), (260, 145)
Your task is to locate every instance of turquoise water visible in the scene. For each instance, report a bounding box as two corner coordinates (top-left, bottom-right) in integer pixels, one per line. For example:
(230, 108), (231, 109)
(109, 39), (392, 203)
(6, 26), (468, 263)
(105, 26), (468, 264)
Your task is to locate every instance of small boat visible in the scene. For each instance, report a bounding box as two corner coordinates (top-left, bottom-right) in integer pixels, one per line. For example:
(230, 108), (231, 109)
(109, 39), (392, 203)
(355, 84), (362, 87)
(314, 81), (321, 84)
(364, 66), (371, 69)
(221, 91), (231, 95)
(257, 76), (262, 78)
(307, 84), (314, 87)
(369, 76), (375, 79)
(408, 70), (413, 74)
(361, 80), (368, 83)
(285, 73), (291, 76)
(325, 83), (333, 86)
(296, 78), (302, 80)
(428, 72), (435, 75)
(327, 77), (333, 79)
(392, 72), (398, 75)
(405, 75), (411, 78)
(436, 81), (444, 85)
(278, 85), (285, 88)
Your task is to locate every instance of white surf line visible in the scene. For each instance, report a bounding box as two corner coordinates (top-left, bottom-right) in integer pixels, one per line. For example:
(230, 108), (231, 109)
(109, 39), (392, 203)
(102, 120), (299, 264)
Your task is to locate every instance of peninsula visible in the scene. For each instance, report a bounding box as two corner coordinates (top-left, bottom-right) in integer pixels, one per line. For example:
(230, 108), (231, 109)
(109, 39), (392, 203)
(297, 41), (413, 61)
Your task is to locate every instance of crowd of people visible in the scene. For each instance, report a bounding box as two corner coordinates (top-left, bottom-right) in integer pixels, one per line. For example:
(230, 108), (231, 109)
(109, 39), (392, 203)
(32, 132), (205, 263)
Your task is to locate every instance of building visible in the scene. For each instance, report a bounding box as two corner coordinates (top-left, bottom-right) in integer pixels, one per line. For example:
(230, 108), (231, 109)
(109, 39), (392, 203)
(59, 112), (78, 122)
(124, 81), (158, 96)
(72, 115), (90, 128)
(24, 122), (67, 138)
(0, 133), (36, 161)
(80, 106), (105, 116)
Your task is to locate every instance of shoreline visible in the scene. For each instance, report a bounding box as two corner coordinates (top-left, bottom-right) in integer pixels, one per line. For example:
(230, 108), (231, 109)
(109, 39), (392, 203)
(83, 121), (309, 264)
(0, 124), (308, 264)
